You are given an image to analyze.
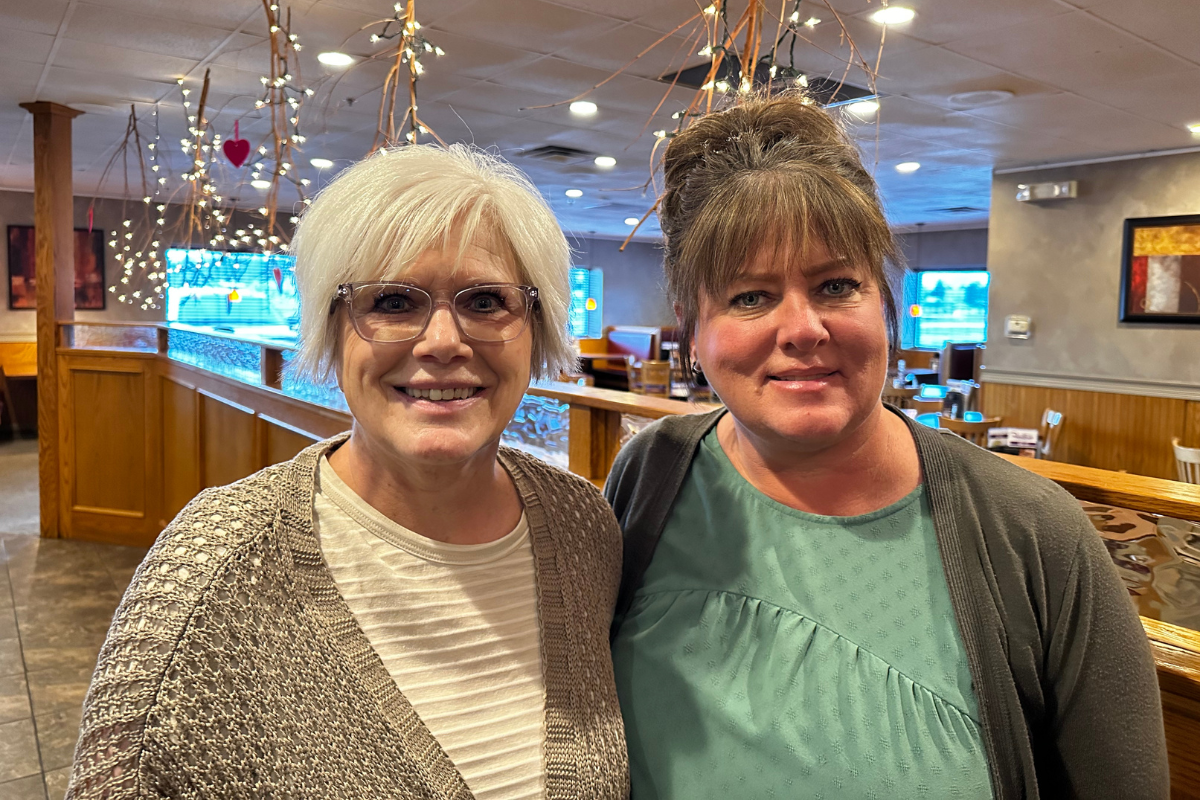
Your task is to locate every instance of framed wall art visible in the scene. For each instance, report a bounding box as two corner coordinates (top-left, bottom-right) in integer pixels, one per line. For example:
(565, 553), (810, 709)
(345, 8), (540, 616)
(7, 225), (106, 311)
(1119, 214), (1200, 324)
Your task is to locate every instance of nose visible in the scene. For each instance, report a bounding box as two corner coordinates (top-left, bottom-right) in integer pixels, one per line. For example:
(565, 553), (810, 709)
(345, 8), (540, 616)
(411, 301), (472, 362)
(775, 289), (829, 353)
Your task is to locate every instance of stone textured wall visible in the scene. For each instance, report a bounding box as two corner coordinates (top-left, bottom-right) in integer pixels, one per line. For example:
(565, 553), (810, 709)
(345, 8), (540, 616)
(985, 152), (1200, 386)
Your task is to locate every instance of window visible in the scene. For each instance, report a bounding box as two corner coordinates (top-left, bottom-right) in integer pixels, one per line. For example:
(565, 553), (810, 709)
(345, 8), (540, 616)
(902, 270), (990, 349)
(569, 267), (603, 339)
(164, 248), (299, 332)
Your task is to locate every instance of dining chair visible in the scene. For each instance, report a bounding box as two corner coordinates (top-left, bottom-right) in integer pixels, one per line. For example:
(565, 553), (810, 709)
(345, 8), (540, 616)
(1172, 437), (1200, 484)
(1038, 409), (1064, 460)
(938, 414), (1001, 447)
(0, 365), (19, 438)
(882, 385), (920, 409)
(908, 398), (942, 414)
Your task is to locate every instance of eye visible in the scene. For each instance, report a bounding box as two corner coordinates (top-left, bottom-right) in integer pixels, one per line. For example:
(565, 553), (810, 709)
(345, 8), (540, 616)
(731, 291), (767, 309)
(372, 292), (415, 313)
(467, 291), (504, 312)
(820, 278), (862, 298)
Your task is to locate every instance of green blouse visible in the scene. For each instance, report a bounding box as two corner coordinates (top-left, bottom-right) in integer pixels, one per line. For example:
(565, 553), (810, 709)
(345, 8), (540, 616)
(611, 430), (993, 799)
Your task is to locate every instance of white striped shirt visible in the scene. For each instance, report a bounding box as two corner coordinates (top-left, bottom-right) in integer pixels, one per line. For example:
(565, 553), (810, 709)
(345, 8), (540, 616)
(315, 456), (547, 800)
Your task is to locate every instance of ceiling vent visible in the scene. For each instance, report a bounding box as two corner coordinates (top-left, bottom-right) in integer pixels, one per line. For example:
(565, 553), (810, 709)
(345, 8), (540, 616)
(659, 58), (875, 106)
(514, 145), (596, 164)
(938, 206), (988, 214)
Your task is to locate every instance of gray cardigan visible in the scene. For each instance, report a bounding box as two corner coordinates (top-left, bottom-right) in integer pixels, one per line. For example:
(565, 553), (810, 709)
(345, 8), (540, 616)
(605, 408), (1168, 800)
(68, 435), (630, 799)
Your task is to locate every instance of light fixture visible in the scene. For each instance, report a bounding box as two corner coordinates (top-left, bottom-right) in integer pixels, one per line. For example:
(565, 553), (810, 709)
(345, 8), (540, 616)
(1188, 123), (1200, 135)
(896, 161), (921, 173)
(871, 6), (915, 24)
(310, 157), (334, 169)
(846, 99), (879, 117)
(569, 101), (598, 115)
(624, 217), (639, 226)
(565, 189), (583, 198)
(804, 17), (821, 27)
(251, 179), (271, 189)
(317, 52), (354, 67)
(594, 156), (616, 168)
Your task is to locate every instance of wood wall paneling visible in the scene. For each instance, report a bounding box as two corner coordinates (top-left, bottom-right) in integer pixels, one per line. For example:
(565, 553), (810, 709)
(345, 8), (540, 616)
(982, 381), (1199, 480)
(69, 368), (146, 514)
(161, 375), (200, 523)
(199, 391), (261, 489)
(56, 352), (160, 546)
(261, 415), (320, 466)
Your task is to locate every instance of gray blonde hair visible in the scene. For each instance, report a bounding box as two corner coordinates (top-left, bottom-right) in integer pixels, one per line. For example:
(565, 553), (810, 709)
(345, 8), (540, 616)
(660, 92), (902, 377)
(290, 143), (575, 383)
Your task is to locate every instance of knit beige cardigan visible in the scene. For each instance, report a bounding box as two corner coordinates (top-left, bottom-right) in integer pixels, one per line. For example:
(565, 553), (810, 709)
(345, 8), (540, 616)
(67, 435), (630, 799)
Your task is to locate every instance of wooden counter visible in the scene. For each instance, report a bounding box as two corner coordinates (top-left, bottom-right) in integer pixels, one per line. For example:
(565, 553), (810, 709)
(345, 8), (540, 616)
(49, 322), (1200, 796)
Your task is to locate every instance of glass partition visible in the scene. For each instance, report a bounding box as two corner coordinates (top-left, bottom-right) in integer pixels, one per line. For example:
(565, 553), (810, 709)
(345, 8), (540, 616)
(502, 394), (570, 470)
(166, 328), (262, 385)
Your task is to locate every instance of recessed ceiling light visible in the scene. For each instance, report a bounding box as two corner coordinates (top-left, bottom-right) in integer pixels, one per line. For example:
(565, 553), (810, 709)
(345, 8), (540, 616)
(948, 89), (1014, 108)
(896, 161), (921, 173)
(317, 52), (354, 67)
(569, 101), (598, 115)
(310, 157), (334, 169)
(594, 156), (616, 168)
(251, 179), (271, 189)
(871, 6), (915, 24)
(624, 217), (640, 226)
(846, 99), (879, 117)
(565, 189), (583, 198)
(1188, 123), (1200, 134)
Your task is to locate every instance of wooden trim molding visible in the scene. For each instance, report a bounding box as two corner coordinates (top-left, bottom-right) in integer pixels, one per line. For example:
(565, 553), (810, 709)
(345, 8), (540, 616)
(983, 368), (1200, 401)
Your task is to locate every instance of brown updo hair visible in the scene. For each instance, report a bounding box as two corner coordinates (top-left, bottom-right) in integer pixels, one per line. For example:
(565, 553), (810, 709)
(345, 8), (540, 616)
(660, 91), (901, 376)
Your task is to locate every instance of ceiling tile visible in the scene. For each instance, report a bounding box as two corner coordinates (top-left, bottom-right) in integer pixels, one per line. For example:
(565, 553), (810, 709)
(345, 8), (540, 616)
(1009, 41), (1187, 92)
(0, 27), (55, 65)
(76, 0), (261, 31)
(875, 45), (1001, 92)
(53, 40), (197, 84)
(0, 0), (70, 36)
(1069, 68), (1200, 129)
(943, 11), (1141, 71)
(65, 4), (264, 62)
(548, 22), (700, 82)
(431, 0), (623, 56)
(406, 29), (543, 81)
(888, 0), (1071, 46)
(543, 0), (652, 23)
(40, 65), (176, 106)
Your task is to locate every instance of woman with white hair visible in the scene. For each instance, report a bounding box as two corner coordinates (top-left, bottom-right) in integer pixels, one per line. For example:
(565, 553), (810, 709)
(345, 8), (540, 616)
(67, 145), (630, 800)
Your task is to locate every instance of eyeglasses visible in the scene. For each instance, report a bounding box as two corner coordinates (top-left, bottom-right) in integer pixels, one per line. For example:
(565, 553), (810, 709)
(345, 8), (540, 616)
(332, 282), (539, 344)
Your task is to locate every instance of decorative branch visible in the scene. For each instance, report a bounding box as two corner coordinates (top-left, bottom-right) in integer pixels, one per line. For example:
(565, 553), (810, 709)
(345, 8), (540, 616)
(363, 0), (447, 152)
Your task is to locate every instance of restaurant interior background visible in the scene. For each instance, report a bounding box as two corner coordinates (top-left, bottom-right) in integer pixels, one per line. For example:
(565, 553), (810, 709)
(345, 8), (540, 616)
(2, 0), (1200, 797)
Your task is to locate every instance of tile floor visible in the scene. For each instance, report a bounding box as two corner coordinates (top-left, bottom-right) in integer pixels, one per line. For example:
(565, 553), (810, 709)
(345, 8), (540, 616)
(0, 439), (149, 799)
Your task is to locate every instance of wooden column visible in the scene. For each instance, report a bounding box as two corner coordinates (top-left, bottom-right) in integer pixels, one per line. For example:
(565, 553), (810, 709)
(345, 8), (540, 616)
(567, 403), (623, 485)
(20, 102), (82, 538)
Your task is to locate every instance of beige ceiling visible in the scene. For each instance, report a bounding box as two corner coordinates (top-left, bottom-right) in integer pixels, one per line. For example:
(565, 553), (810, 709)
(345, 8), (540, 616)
(0, 0), (1197, 237)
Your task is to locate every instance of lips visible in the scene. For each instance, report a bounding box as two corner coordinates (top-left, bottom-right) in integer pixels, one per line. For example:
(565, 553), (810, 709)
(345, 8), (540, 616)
(768, 370), (836, 381)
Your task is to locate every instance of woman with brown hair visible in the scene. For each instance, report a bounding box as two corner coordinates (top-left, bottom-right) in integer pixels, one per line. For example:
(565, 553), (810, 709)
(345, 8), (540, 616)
(606, 93), (1167, 799)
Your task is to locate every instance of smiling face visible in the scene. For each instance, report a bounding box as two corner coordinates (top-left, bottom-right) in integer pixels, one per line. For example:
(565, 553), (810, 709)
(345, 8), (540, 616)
(692, 238), (890, 455)
(334, 229), (533, 469)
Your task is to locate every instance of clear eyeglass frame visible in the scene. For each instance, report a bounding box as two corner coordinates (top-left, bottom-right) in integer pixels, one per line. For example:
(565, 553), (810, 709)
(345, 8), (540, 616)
(332, 281), (540, 344)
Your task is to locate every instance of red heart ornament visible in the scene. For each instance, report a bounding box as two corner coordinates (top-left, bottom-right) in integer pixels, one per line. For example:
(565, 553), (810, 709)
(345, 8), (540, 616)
(223, 120), (250, 167)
